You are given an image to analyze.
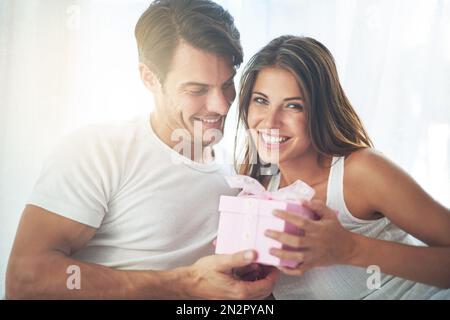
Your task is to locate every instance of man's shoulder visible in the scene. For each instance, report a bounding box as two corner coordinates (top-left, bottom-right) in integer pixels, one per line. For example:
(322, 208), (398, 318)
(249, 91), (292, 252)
(47, 116), (150, 168)
(62, 116), (146, 149)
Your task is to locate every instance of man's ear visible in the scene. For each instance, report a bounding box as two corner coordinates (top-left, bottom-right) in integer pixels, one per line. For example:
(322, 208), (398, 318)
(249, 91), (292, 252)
(139, 62), (161, 93)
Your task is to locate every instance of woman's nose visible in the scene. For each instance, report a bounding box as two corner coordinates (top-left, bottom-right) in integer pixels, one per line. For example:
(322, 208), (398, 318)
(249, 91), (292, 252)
(263, 108), (281, 128)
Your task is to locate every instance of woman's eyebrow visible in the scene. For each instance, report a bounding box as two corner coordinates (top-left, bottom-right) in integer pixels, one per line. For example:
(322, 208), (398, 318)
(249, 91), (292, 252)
(252, 92), (303, 101)
(284, 96), (304, 101)
(253, 91), (268, 98)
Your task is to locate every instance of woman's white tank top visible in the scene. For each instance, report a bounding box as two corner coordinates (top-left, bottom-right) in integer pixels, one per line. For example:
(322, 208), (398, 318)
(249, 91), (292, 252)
(269, 157), (449, 299)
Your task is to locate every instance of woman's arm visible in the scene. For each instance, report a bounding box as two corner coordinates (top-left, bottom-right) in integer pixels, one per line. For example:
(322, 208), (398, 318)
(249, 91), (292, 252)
(267, 149), (450, 288)
(349, 230), (450, 288)
(344, 148), (450, 287)
(345, 148), (450, 247)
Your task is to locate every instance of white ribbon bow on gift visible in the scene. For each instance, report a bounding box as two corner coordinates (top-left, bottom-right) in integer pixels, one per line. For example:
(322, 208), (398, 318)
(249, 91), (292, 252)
(224, 175), (315, 202)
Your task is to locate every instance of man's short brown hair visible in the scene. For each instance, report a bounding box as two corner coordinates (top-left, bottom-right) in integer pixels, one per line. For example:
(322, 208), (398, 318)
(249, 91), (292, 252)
(135, 0), (243, 83)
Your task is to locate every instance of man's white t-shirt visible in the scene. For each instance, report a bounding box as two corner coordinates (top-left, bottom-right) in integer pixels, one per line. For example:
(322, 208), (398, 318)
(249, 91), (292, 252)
(28, 115), (237, 270)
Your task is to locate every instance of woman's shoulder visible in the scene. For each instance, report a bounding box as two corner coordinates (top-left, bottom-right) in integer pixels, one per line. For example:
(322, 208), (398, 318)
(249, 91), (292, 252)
(343, 148), (406, 197)
(342, 148), (395, 219)
(344, 148), (393, 178)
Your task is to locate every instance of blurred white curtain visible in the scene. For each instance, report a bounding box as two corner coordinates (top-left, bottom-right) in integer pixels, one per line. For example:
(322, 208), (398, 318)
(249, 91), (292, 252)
(1, 0), (449, 297)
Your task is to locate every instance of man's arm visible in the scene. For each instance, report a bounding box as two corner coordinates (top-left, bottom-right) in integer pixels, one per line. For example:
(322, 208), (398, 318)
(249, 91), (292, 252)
(6, 205), (277, 299)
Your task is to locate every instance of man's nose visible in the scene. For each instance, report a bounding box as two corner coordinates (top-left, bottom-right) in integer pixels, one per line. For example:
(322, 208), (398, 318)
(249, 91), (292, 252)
(206, 89), (232, 115)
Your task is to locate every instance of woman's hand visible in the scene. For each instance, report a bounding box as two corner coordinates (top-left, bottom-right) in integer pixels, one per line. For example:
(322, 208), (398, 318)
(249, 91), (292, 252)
(265, 199), (358, 276)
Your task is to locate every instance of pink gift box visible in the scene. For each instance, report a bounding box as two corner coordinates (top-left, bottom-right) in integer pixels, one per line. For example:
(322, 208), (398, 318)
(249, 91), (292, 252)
(215, 195), (318, 268)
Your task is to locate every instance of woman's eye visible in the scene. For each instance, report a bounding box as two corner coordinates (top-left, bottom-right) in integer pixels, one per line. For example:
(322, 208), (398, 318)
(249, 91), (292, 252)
(286, 103), (304, 111)
(253, 97), (268, 105)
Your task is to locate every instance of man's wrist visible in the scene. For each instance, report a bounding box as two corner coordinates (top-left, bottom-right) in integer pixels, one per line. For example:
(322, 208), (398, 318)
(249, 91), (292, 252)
(128, 266), (194, 299)
(168, 266), (195, 299)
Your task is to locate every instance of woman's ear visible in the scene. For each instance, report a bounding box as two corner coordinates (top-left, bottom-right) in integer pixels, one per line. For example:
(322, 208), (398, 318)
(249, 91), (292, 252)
(138, 63), (161, 93)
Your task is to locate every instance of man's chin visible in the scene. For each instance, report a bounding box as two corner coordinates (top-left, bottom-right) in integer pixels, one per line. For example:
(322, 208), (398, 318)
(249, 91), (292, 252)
(202, 136), (223, 147)
(195, 127), (224, 146)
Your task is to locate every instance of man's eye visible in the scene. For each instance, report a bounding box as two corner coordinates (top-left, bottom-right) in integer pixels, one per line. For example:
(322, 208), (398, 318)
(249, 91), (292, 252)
(286, 103), (304, 111)
(223, 82), (234, 90)
(188, 88), (207, 96)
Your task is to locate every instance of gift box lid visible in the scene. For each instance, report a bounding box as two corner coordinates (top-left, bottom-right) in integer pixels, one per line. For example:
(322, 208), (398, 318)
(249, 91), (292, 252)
(219, 195), (318, 220)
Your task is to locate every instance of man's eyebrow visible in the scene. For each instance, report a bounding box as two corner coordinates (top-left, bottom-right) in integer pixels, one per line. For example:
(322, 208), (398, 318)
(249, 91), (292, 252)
(179, 72), (236, 89)
(180, 82), (209, 89)
(252, 92), (303, 101)
(223, 72), (236, 85)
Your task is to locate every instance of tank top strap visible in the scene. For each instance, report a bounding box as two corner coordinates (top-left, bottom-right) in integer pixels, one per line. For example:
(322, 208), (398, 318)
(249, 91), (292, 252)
(326, 156), (346, 213)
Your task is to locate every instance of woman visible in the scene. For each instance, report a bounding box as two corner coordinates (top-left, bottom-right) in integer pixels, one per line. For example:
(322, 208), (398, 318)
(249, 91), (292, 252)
(235, 35), (450, 299)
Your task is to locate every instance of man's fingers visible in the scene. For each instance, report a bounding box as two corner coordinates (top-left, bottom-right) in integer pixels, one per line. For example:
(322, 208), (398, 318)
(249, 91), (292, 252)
(216, 250), (257, 272)
(232, 263), (260, 278)
(241, 267), (279, 299)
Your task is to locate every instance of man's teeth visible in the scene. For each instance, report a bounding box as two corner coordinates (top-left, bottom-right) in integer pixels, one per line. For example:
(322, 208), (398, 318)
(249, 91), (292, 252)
(195, 117), (221, 123)
(261, 133), (289, 144)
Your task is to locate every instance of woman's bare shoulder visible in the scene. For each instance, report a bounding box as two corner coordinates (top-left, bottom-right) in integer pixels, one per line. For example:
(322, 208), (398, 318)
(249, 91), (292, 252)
(344, 148), (398, 183)
(342, 148), (399, 219)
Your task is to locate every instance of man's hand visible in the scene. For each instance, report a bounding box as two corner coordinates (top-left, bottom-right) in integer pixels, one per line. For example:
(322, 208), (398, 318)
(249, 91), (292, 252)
(232, 263), (276, 282)
(184, 250), (278, 300)
(7, 206), (277, 299)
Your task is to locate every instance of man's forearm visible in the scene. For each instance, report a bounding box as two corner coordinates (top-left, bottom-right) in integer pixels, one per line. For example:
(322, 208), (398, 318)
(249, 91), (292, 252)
(348, 233), (450, 288)
(6, 251), (191, 299)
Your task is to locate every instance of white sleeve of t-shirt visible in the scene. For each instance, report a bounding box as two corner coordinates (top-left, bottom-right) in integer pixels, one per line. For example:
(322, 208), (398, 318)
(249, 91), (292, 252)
(28, 126), (118, 228)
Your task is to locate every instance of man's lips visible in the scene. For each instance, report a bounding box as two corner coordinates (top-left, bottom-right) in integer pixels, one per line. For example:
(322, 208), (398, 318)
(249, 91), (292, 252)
(193, 116), (224, 128)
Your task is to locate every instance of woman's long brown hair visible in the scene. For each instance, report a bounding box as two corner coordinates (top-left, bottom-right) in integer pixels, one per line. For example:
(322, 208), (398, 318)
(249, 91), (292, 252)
(235, 35), (373, 182)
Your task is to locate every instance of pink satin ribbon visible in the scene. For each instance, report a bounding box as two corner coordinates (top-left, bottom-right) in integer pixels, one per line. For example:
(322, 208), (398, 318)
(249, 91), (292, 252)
(225, 175), (315, 202)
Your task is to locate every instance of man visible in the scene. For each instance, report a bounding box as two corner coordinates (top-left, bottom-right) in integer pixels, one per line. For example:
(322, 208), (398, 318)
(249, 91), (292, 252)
(6, 0), (277, 299)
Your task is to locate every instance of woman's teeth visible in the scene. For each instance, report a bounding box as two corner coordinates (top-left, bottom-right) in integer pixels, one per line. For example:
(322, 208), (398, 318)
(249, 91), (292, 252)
(261, 133), (289, 144)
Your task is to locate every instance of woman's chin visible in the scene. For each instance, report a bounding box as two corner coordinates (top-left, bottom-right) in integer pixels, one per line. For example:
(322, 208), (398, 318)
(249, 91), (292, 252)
(257, 151), (281, 166)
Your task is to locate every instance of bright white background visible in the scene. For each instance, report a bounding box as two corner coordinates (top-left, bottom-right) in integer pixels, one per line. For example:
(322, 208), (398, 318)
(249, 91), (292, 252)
(1, 0), (449, 298)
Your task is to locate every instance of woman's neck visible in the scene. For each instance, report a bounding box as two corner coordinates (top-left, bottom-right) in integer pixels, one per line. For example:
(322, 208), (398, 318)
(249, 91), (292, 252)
(278, 150), (332, 188)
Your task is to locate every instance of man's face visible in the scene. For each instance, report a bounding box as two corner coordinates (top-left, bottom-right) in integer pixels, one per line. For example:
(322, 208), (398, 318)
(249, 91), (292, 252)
(153, 41), (236, 147)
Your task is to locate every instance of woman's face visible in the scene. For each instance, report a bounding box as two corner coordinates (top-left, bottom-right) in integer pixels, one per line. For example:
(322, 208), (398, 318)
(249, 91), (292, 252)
(247, 67), (312, 165)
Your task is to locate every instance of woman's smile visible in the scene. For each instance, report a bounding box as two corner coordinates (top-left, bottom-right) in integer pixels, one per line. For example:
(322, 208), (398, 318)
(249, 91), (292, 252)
(258, 130), (291, 150)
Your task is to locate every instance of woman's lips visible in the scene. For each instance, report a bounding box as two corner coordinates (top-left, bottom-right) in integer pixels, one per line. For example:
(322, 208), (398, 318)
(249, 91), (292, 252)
(258, 131), (291, 150)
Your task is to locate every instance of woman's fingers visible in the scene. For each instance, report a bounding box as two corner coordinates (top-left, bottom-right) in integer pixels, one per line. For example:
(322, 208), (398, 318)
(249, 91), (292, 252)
(302, 199), (339, 220)
(278, 264), (312, 276)
(273, 209), (315, 230)
(265, 229), (309, 249)
(269, 247), (305, 264)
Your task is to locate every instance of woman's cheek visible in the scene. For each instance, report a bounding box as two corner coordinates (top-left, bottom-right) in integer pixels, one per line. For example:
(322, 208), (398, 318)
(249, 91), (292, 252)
(247, 105), (261, 129)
